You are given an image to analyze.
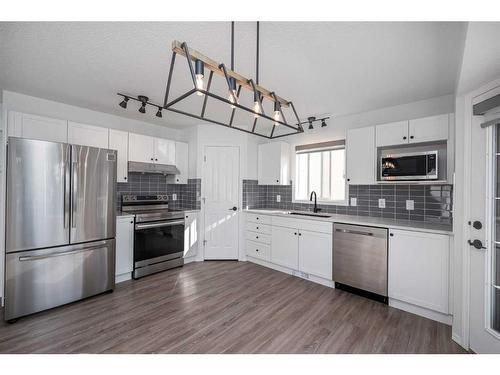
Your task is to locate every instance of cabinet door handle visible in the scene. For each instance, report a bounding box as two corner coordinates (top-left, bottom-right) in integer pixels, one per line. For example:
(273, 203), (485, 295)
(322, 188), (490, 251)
(299, 233), (302, 236)
(294, 232), (297, 235)
(410, 135), (414, 139)
(403, 136), (407, 140)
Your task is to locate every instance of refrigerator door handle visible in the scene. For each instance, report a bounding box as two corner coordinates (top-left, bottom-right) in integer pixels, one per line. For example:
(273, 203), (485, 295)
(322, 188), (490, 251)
(18, 243), (106, 262)
(63, 151), (71, 229)
(71, 161), (78, 228)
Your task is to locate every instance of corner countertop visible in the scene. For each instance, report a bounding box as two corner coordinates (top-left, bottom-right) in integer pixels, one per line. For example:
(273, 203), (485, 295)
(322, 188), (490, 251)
(244, 208), (453, 235)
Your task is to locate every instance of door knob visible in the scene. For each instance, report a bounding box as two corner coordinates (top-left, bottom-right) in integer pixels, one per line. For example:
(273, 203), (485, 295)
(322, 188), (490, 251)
(468, 239), (486, 250)
(469, 221), (482, 230)
(229, 206), (237, 211)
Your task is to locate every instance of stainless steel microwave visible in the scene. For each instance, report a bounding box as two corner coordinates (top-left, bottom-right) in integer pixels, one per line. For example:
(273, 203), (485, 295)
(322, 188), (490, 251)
(380, 151), (438, 181)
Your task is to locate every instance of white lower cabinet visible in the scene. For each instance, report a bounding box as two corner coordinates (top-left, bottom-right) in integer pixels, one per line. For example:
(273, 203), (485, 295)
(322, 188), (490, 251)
(271, 226), (299, 270)
(298, 230), (332, 280)
(116, 216), (134, 282)
(184, 212), (199, 258)
(388, 229), (449, 314)
(246, 213), (333, 282)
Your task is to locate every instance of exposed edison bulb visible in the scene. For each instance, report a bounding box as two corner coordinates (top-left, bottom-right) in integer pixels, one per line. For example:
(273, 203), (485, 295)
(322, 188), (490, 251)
(195, 74), (204, 96)
(229, 90), (238, 109)
(253, 101), (261, 118)
(273, 110), (281, 125)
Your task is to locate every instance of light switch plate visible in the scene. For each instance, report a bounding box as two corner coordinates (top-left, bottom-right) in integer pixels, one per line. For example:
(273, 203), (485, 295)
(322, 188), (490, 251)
(406, 199), (414, 210)
(378, 198), (386, 208)
(350, 197), (357, 206)
(172, 193), (177, 201)
(276, 195), (281, 202)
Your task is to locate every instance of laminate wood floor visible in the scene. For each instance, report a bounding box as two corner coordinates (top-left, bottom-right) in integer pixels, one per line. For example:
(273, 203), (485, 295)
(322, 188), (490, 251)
(0, 261), (466, 354)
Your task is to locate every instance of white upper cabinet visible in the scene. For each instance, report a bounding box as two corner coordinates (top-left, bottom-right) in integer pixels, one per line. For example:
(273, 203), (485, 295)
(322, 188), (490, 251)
(376, 115), (449, 147)
(388, 229), (449, 314)
(172, 141), (188, 184)
(128, 132), (176, 165)
(154, 138), (176, 165)
(8, 111), (68, 143)
(346, 126), (375, 185)
(408, 114), (449, 144)
(67, 121), (109, 148)
(258, 141), (290, 185)
(375, 120), (409, 147)
(109, 129), (129, 183)
(128, 133), (155, 163)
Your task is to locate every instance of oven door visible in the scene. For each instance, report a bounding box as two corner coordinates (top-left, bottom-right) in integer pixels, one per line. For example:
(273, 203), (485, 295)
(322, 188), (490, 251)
(134, 219), (185, 268)
(381, 154), (429, 180)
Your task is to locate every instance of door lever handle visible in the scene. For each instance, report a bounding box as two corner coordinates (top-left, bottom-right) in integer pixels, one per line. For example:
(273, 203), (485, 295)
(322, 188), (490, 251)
(468, 239), (486, 250)
(229, 206), (237, 211)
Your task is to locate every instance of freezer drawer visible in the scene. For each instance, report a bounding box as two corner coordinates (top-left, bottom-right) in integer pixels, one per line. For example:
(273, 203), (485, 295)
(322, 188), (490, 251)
(4, 239), (115, 321)
(333, 223), (388, 296)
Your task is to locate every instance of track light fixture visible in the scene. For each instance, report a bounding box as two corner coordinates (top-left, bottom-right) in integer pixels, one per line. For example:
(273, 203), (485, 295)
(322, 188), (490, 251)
(119, 96), (129, 109)
(298, 116), (330, 130)
(156, 107), (162, 118)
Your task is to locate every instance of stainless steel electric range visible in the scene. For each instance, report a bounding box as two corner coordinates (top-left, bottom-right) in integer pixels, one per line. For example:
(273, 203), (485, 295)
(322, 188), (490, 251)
(121, 195), (185, 279)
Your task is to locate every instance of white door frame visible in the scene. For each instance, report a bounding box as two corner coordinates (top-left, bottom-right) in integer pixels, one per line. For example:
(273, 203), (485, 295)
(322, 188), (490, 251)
(200, 144), (242, 261)
(457, 76), (500, 350)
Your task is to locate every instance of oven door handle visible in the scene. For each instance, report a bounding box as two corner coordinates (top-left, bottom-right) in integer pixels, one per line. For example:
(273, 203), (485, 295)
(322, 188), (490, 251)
(135, 220), (185, 230)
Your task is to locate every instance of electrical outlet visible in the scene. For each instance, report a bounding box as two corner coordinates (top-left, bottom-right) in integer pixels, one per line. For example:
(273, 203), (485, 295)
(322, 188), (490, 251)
(350, 197), (357, 206)
(378, 198), (386, 208)
(406, 199), (414, 210)
(172, 193), (177, 201)
(276, 194), (281, 202)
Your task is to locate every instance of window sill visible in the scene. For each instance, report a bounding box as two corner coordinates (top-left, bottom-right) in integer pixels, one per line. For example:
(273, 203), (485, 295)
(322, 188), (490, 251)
(292, 199), (348, 207)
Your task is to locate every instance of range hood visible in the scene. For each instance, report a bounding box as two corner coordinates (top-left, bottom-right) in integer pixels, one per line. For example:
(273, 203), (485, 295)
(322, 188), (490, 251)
(128, 161), (180, 175)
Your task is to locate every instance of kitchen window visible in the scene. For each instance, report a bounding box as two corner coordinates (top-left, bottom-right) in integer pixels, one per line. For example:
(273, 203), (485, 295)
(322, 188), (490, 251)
(294, 140), (346, 204)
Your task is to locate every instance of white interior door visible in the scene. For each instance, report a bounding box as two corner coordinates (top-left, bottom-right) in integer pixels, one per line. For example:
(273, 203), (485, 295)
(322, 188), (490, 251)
(203, 146), (240, 260)
(468, 92), (500, 353)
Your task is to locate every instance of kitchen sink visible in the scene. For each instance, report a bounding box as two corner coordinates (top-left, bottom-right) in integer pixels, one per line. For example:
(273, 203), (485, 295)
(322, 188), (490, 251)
(289, 212), (332, 218)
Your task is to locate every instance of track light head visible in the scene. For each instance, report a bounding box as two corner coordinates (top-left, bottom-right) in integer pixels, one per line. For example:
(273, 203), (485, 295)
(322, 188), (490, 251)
(321, 119), (327, 127)
(119, 97), (129, 109)
(307, 116), (316, 130)
(138, 95), (149, 114)
(156, 107), (162, 118)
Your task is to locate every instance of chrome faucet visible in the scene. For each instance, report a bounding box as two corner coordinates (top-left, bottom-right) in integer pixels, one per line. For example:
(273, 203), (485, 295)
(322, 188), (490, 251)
(309, 191), (321, 213)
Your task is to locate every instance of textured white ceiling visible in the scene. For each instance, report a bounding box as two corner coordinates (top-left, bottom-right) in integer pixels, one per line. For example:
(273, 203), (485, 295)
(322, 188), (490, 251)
(0, 22), (466, 129)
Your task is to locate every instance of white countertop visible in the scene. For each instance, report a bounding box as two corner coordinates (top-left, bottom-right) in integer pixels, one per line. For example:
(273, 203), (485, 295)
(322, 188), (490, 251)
(245, 209), (453, 235)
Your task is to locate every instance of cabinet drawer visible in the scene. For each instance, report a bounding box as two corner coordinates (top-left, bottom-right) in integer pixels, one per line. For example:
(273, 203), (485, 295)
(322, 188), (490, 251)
(246, 231), (271, 244)
(246, 240), (270, 261)
(245, 222), (271, 234)
(246, 213), (272, 225)
(272, 216), (332, 234)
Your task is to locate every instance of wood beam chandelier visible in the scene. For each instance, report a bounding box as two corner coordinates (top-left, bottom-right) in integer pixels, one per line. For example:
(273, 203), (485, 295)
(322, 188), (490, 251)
(118, 22), (304, 139)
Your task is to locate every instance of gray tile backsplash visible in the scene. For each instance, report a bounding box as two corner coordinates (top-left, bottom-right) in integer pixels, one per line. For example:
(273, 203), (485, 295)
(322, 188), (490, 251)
(243, 179), (453, 225)
(117, 173), (201, 210)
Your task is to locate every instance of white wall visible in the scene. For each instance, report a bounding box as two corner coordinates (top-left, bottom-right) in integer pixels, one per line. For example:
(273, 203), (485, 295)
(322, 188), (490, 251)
(457, 22), (500, 95)
(2, 91), (182, 140)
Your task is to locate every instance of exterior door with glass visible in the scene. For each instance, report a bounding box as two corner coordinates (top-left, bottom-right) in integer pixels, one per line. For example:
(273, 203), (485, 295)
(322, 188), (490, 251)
(468, 86), (500, 353)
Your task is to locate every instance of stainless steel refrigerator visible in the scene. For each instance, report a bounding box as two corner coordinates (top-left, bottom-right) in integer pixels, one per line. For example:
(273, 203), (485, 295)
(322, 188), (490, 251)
(4, 137), (117, 321)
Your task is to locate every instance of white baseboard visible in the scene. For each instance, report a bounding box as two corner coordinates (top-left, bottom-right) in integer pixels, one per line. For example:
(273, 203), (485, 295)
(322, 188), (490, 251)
(246, 256), (335, 289)
(183, 256), (200, 264)
(389, 298), (453, 325)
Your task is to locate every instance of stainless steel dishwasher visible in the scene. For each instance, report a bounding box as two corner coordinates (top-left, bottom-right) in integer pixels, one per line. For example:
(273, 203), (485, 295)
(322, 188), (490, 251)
(333, 223), (388, 303)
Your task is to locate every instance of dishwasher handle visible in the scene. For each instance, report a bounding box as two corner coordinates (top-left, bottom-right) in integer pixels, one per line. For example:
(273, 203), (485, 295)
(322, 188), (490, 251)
(335, 228), (374, 236)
